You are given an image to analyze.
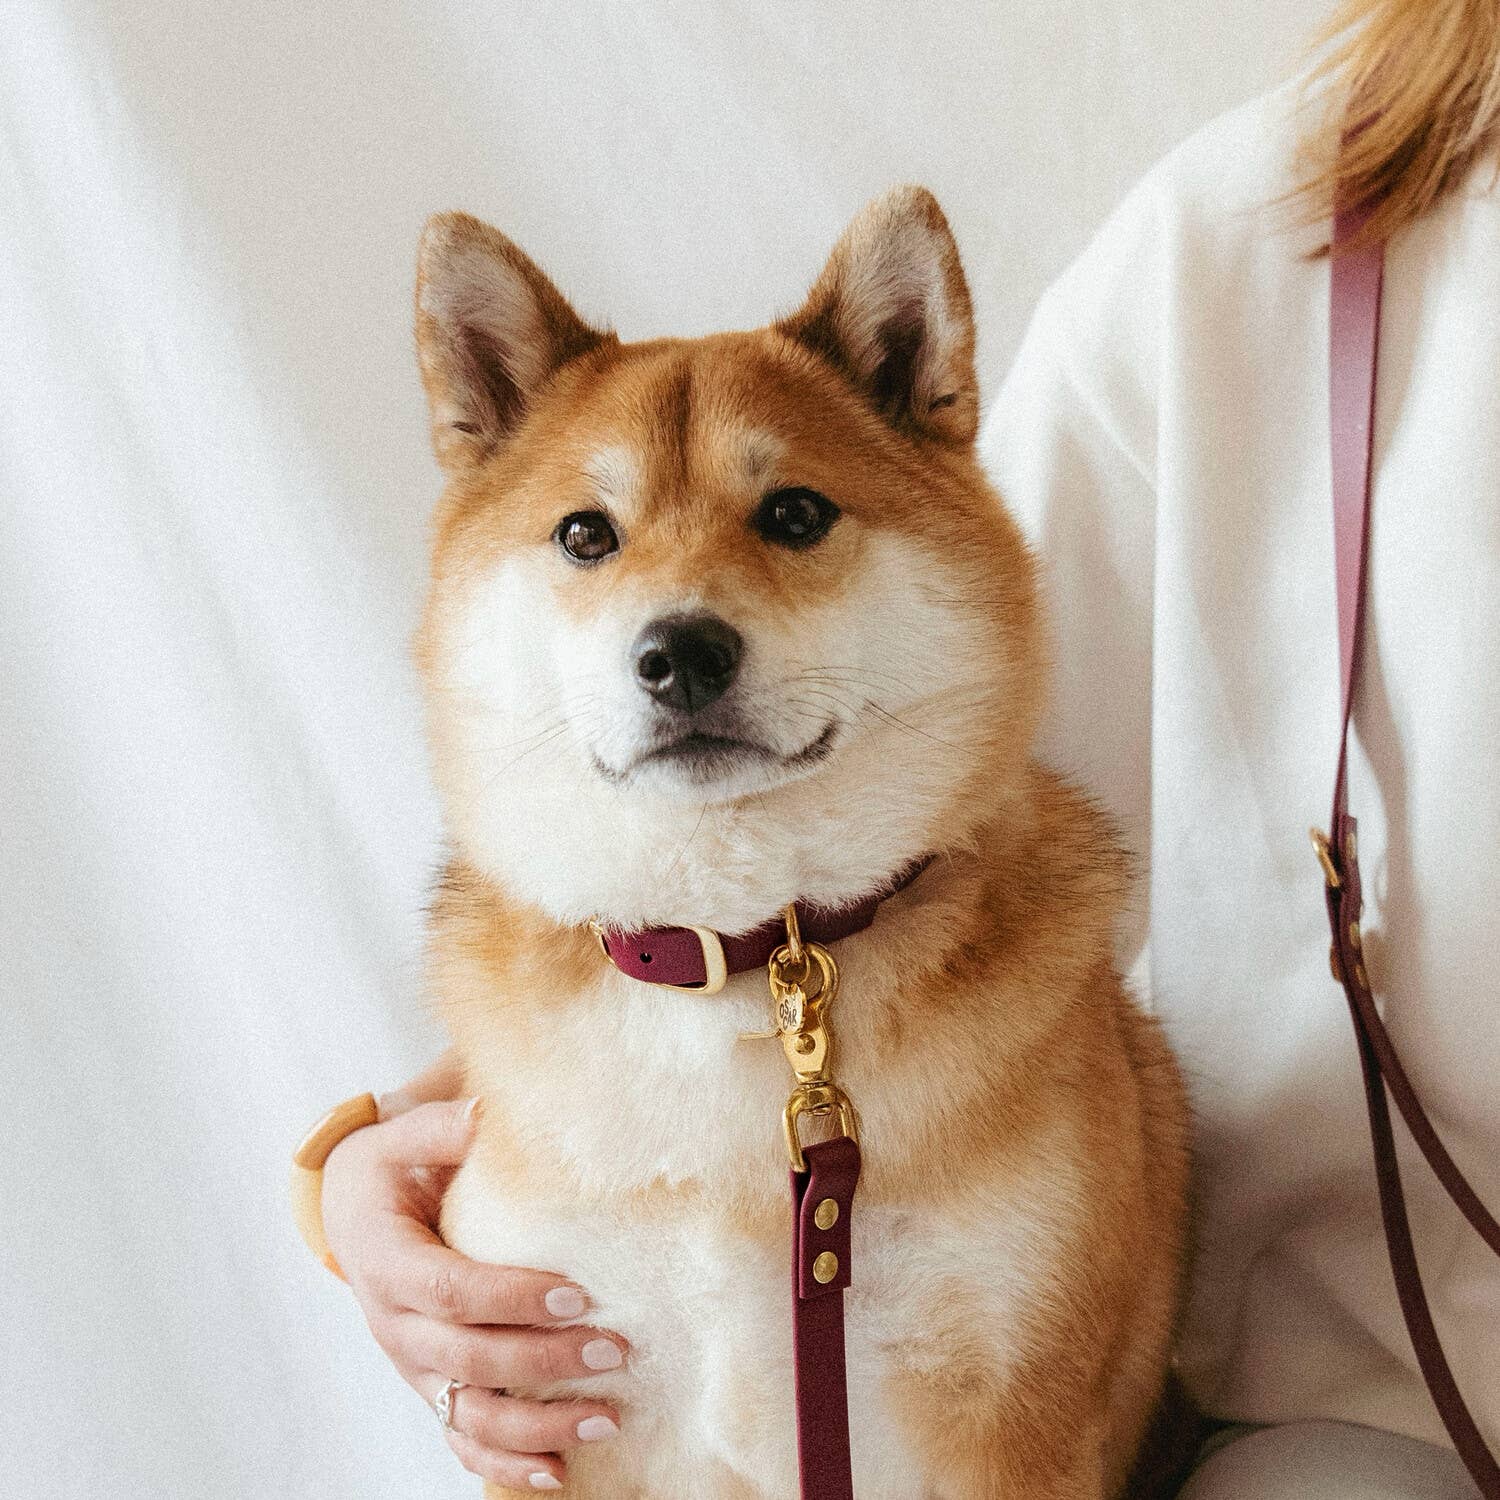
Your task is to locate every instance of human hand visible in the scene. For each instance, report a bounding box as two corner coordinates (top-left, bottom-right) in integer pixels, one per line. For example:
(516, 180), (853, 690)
(322, 1096), (627, 1491)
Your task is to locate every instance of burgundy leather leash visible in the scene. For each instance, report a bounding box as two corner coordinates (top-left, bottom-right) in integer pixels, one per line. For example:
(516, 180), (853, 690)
(791, 1135), (861, 1500)
(1319, 200), (1500, 1498)
(599, 876), (926, 1496)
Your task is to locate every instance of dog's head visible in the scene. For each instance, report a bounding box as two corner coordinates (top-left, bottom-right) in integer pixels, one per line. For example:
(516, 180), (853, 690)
(414, 188), (1042, 931)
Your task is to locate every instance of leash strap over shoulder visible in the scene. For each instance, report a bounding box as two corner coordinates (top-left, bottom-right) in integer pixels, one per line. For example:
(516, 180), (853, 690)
(1321, 203), (1500, 1498)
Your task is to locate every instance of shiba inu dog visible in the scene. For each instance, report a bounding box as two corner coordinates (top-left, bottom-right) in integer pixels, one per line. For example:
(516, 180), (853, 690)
(413, 186), (1189, 1499)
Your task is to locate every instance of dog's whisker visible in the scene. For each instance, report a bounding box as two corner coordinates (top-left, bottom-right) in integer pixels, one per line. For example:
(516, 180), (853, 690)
(655, 800), (711, 893)
(858, 700), (964, 751)
(800, 672), (982, 721)
(482, 723), (576, 786)
(476, 722), (571, 756)
(789, 685), (864, 722)
(782, 695), (849, 722)
(788, 664), (917, 695)
(462, 695), (603, 753)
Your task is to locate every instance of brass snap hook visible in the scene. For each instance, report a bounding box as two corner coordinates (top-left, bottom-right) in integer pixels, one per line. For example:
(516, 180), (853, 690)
(784, 1081), (859, 1173)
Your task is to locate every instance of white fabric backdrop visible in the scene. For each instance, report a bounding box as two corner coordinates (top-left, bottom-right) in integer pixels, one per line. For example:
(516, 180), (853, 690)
(2, 3), (1316, 1496)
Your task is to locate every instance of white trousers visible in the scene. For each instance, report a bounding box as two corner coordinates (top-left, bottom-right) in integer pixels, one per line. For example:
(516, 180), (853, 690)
(1180, 1421), (1481, 1499)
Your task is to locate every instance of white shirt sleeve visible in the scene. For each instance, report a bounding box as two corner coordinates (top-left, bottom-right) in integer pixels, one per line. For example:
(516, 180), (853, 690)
(978, 279), (1159, 985)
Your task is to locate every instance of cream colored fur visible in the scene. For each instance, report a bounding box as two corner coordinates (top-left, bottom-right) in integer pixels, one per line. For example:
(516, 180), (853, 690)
(409, 187), (1190, 1499)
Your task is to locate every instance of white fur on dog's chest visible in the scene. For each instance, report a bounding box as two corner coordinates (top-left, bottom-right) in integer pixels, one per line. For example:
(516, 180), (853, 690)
(440, 972), (955, 1495)
(441, 974), (1053, 1496)
(444, 1164), (937, 1498)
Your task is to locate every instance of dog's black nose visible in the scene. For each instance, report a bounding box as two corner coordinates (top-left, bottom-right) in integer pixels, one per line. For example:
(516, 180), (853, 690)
(633, 614), (743, 714)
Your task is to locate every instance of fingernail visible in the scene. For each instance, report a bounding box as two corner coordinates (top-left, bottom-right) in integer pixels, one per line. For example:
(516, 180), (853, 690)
(581, 1337), (624, 1371)
(576, 1414), (619, 1441)
(463, 1096), (482, 1124)
(529, 1475), (563, 1491)
(545, 1286), (587, 1319)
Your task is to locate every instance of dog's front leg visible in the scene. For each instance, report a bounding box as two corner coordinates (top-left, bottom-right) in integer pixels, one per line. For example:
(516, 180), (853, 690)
(892, 1363), (1109, 1500)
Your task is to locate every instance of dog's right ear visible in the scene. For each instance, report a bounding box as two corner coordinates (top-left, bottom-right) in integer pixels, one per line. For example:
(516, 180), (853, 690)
(415, 213), (611, 475)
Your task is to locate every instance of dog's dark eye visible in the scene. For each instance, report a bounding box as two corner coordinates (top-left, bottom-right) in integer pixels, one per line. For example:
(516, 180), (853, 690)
(555, 510), (619, 564)
(753, 487), (839, 549)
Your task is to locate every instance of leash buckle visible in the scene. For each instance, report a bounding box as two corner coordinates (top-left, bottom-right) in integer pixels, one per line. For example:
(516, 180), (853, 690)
(1310, 827), (1342, 890)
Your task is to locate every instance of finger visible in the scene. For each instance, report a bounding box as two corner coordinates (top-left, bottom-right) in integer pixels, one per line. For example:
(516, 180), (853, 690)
(419, 1374), (620, 1455)
(370, 1097), (481, 1169)
(398, 1315), (629, 1390)
(444, 1426), (567, 1491)
(378, 1221), (592, 1327)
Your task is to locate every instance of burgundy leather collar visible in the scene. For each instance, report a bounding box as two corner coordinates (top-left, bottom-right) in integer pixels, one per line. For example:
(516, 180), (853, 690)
(595, 857), (932, 991)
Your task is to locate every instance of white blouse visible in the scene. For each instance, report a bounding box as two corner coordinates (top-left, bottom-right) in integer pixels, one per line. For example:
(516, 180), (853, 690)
(981, 82), (1500, 1451)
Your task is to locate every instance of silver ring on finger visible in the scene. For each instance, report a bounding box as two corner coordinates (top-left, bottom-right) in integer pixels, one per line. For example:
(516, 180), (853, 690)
(434, 1377), (465, 1433)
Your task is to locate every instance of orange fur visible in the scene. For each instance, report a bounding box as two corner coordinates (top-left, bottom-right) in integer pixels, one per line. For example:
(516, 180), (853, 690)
(412, 188), (1190, 1498)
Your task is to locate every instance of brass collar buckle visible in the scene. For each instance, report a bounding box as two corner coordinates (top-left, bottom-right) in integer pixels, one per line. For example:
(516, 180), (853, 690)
(591, 917), (729, 994)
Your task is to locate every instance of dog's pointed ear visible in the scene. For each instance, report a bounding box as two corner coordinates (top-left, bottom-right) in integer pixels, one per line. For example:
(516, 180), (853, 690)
(777, 186), (978, 445)
(415, 212), (611, 474)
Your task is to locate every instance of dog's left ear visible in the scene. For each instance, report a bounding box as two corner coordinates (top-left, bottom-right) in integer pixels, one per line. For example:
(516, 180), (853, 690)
(778, 186), (978, 445)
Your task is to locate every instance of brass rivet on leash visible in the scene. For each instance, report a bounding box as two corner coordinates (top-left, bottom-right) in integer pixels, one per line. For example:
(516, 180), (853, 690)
(814, 1198), (839, 1230)
(813, 1251), (839, 1284)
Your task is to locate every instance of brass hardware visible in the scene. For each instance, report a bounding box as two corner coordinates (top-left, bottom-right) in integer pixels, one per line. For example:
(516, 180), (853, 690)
(769, 943), (838, 1083)
(814, 1198), (839, 1231)
(774, 972), (806, 1036)
(594, 918), (728, 995)
(784, 1081), (860, 1173)
(1310, 828), (1341, 890)
(1326, 920), (1367, 989)
(813, 1251), (839, 1284)
(744, 911), (862, 1171)
(782, 902), (805, 968)
(665, 925), (729, 995)
(657, 924), (726, 996)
